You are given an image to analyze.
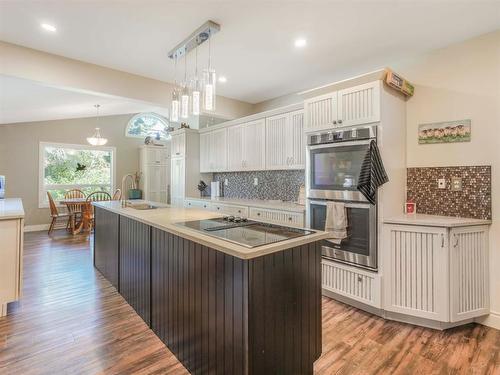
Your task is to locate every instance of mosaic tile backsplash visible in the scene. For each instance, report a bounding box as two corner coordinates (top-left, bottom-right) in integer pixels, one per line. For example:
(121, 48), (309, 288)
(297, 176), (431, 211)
(213, 170), (305, 202)
(407, 166), (491, 220)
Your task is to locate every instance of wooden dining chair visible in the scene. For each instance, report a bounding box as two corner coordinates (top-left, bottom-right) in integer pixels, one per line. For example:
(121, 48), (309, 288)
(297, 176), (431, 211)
(83, 191), (112, 232)
(112, 188), (122, 200)
(47, 192), (75, 235)
(64, 188), (85, 219)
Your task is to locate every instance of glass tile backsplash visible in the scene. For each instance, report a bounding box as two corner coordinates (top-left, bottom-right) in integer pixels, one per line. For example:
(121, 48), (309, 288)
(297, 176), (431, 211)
(213, 170), (305, 202)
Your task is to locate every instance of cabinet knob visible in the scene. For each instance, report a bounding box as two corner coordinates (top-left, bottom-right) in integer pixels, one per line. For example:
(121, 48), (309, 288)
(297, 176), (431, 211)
(357, 276), (363, 282)
(338, 119), (343, 124)
(333, 120), (337, 125)
(257, 213), (261, 216)
(288, 217), (293, 221)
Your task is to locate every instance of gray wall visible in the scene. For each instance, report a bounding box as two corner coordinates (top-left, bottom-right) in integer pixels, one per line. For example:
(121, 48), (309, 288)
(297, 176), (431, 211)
(0, 113), (144, 225)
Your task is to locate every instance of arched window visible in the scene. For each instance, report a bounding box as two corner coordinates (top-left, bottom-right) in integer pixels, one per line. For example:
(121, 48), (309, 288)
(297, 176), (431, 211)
(126, 113), (171, 140)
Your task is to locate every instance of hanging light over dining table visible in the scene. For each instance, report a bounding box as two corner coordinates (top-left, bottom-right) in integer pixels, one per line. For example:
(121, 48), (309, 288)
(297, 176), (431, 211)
(87, 104), (108, 146)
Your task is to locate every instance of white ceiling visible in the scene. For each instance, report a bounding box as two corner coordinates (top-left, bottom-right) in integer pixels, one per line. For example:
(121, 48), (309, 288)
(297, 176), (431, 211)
(0, 75), (169, 124)
(0, 1), (499, 104)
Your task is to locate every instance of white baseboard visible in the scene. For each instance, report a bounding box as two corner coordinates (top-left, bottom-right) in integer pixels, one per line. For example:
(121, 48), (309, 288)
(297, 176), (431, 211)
(476, 310), (500, 330)
(24, 224), (50, 232)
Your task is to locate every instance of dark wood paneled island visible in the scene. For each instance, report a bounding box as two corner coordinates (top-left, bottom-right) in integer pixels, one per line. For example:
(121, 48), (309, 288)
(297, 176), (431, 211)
(93, 202), (327, 374)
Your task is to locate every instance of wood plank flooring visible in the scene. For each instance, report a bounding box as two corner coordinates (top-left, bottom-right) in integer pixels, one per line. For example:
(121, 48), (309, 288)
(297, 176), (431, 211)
(0, 231), (499, 374)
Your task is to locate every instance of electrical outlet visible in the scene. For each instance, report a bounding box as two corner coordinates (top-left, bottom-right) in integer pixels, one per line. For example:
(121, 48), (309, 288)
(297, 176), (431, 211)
(253, 178), (258, 186)
(224, 179), (228, 186)
(451, 177), (462, 191)
(438, 178), (446, 189)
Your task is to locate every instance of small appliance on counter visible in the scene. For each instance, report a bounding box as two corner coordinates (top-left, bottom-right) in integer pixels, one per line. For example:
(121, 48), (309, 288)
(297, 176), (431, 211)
(211, 181), (221, 199)
(0, 176), (4, 199)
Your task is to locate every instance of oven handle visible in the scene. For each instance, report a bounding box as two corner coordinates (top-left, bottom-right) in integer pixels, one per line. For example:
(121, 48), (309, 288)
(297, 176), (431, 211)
(308, 139), (372, 150)
(308, 200), (371, 209)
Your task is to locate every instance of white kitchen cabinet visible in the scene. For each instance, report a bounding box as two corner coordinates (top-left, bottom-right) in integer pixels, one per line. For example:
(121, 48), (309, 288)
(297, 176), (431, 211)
(211, 203), (249, 217)
(383, 223), (489, 323)
(304, 92), (338, 131)
(304, 81), (381, 131)
(265, 110), (305, 170)
(200, 128), (227, 172)
(140, 145), (170, 204)
(171, 132), (186, 157)
(248, 207), (304, 228)
(170, 157), (185, 206)
(227, 120), (265, 171)
(322, 259), (381, 308)
(337, 81), (380, 127)
(184, 199), (212, 210)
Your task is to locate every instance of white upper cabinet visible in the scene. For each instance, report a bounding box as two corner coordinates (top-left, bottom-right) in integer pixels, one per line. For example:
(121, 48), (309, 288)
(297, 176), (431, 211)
(304, 92), (338, 131)
(170, 157), (185, 206)
(337, 81), (380, 127)
(227, 120), (265, 171)
(200, 128), (227, 173)
(265, 110), (305, 170)
(305, 81), (381, 131)
(170, 132), (186, 157)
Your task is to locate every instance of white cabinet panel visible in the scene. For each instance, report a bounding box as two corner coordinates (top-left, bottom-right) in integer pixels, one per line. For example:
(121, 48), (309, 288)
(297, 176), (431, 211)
(0, 218), (23, 314)
(248, 207), (304, 228)
(171, 133), (186, 157)
(450, 226), (489, 322)
(304, 92), (338, 131)
(184, 199), (212, 210)
(383, 225), (449, 321)
(265, 110), (305, 170)
(322, 259), (381, 308)
(227, 124), (244, 171)
(201, 128), (228, 173)
(211, 203), (248, 217)
(242, 120), (265, 170)
(337, 81), (380, 127)
(199, 132), (211, 172)
(170, 157), (185, 206)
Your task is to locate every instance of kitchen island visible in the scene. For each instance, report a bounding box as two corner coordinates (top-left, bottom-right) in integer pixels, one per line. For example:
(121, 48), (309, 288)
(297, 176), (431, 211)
(93, 201), (328, 374)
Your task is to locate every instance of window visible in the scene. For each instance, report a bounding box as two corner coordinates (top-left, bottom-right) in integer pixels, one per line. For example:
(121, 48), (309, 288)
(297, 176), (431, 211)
(39, 142), (115, 208)
(126, 112), (171, 140)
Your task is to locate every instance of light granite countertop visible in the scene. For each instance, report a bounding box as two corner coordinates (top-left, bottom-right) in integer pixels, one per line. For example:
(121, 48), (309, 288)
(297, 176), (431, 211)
(93, 201), (326, 260)
(384, 213), (491, 228)
(0, 198), (25, 220)
(186, 196), (306, 213)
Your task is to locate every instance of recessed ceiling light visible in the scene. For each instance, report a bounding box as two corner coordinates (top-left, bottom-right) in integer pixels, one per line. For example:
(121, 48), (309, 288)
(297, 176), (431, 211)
(218, 76), (227, 83)
(41, 23), (57, 32)
(294, 38), (307, 48)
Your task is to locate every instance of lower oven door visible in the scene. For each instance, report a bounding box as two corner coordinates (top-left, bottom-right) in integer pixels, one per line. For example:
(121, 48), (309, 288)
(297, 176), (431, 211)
(307, 200), (377, 270)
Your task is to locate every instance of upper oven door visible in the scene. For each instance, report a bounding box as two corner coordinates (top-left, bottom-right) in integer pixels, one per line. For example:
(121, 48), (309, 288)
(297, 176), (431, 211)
(306, 140), (370, 200)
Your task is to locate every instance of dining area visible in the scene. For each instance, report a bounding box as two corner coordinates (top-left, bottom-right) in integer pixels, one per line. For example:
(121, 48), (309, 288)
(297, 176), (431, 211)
(47, 188), (122, 235)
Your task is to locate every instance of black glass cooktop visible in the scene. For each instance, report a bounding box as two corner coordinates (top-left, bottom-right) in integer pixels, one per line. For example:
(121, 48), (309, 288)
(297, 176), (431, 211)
(175, 217), (314, 248)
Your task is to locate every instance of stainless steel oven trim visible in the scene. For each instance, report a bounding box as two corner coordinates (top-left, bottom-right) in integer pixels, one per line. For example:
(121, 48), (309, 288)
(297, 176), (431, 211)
(308, 189), (368, 202)
(306, 199), (378, 270)
(308, 139), (372, 150)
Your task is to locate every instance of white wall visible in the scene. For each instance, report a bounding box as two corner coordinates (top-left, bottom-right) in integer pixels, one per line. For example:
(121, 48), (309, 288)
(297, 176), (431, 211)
(394, 30), (500, 327)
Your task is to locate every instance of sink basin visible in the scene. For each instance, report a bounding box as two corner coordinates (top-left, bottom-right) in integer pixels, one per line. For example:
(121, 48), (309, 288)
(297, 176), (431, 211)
(127, 203), (159, 210)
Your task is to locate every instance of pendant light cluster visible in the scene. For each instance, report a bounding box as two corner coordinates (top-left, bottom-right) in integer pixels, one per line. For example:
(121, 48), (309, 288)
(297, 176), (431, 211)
(168, 21), (220, 123)
(87, 104), (108, 146)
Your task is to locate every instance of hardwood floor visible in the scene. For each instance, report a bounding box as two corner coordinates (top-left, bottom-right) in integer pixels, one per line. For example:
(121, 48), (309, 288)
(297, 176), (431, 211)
(0, 231), (499, 374)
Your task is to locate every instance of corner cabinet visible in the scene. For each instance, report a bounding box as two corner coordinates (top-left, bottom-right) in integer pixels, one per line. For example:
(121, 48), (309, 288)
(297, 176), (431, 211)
(382, 224), (489, 324)
(265, 110), (305, 170)
(227, 119), (266, 171)
(305, 81), (380, 131)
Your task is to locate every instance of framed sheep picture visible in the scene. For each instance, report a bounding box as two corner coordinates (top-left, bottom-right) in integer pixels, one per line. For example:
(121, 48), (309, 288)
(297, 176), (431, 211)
(418, 119), (471, 144)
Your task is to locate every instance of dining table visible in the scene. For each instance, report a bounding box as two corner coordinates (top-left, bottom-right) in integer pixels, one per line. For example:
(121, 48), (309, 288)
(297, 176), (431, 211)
(58, 197), (91, 234)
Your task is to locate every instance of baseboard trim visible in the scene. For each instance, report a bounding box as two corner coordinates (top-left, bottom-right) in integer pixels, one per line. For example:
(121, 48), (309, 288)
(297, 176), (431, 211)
(24, 224), (50, 232)
(476, 311), (500, 330)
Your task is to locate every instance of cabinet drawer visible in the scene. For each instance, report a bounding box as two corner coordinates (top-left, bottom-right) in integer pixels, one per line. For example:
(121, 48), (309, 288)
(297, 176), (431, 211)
(322, 259), (381, 308)
(184, 200), (212, 210)
(211, 203), (248, 216)
(249, 207), (304, 227)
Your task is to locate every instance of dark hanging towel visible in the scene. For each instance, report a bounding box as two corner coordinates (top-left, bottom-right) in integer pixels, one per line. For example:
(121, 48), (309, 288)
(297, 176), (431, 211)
(357, 140), (388, 205)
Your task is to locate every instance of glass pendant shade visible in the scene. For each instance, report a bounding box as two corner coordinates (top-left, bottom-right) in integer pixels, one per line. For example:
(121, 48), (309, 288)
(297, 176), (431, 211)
(181, 85), (190, 119)
(87, 128), (108, 146)
(171, 88), (180, 123)
(203, 67), (216, 112)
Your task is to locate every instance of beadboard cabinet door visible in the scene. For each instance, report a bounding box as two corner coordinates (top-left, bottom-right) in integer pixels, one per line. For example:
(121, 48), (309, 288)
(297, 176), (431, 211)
(265, 110), (305, 170)
(170, 157), (185, 206)
(201, 128), (228, 172)
(383, 224), (449, 322)
(304, 92), (338, 131)
(337, 81), (380, 127)
(227, 120), (265, 171)
(199, 132), (210, 172)
(170, 132), (186, 157)
(227, 124), (245, 171)
(449, 225), (490, 322)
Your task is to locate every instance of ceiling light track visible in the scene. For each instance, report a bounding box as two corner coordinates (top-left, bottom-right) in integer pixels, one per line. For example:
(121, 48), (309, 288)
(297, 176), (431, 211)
(167, 20), (220, 60)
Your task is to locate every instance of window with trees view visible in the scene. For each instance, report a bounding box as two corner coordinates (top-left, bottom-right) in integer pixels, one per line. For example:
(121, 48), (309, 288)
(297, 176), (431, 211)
(39, 142), (115, 207)
(126, 112), (171, 139)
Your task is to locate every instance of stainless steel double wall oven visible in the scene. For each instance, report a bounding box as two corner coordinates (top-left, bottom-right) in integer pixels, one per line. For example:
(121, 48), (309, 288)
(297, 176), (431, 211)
(306, 125), (378, 270)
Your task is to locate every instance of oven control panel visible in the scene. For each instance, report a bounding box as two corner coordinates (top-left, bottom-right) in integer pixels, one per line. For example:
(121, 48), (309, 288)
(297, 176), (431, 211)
(307, 126), (376, 145)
